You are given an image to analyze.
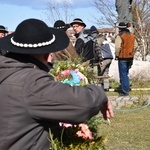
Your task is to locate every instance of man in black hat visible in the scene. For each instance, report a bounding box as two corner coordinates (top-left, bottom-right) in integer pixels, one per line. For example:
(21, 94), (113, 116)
(115, 22), (138, 96)
(0, 25), (8, 38)
(0, 18), (113, 150)
(52, 20), (78, 60)
(70, 18), (95, 63)
(54, 20), (70, 31)
(0, 25), (9, 55)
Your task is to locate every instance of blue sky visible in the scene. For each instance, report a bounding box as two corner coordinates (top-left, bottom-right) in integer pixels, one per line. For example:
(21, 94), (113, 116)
(0, 0), (115, 31)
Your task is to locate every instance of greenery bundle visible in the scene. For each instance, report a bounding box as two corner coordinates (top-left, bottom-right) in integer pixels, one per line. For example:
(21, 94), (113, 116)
(48, 57), (107, 149)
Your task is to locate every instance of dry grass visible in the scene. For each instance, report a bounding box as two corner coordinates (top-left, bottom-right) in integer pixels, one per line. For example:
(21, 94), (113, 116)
(98, 105), (150, 150)
(110, 80), (150, 89)
(97, 80), (150, 149)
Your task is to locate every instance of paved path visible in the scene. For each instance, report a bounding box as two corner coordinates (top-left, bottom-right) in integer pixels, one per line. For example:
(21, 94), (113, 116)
(108, 94), (150, 109)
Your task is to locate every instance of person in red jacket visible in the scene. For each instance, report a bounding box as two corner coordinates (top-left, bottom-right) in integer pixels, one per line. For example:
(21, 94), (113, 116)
(0, 18), (114, 150)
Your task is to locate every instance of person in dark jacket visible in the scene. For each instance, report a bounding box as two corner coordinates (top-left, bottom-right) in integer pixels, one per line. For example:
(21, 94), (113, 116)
(0, 18), (114, 150)
(70, 18), (94, 62)
(0, 25), (8, 38)
(100, 36), (114, 91)
(0, 25), (8, 55)
(53, 20), (78, 60)
(89, 25), (103, 67)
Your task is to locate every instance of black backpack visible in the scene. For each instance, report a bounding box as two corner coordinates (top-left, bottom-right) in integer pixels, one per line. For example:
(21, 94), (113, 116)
(83, 29), (103, 66)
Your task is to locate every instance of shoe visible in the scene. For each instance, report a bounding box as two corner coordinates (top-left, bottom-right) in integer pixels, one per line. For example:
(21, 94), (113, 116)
(115, 86), (131, 92)
(104, 89), (109, 92)
(115, 86), (121, 92)
(119, 92), (129, 96)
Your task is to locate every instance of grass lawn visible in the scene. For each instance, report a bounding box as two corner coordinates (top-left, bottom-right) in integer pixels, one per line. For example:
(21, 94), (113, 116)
(98, 106), (150, 150)
(99, 80), (150, 149)
(109, 79), (150, 89)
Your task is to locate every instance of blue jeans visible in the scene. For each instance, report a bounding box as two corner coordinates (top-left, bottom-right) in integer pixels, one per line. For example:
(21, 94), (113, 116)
(118, 60), (132, 93)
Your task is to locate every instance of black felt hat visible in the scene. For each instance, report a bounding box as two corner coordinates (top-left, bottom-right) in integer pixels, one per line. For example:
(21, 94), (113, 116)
(0, 25), (8, 33)
(117, 22), (127, 28)
(0, 18), (69, 54)
(70, 18), (86, 27)
(54, 20), (70, 31)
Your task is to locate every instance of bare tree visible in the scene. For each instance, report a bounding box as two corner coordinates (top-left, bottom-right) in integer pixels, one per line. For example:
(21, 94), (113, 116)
(93, 0), (150, 60)
(93, 0), (117, 27)
(45, 0), (74, 26)
(132, 0), (150, 60)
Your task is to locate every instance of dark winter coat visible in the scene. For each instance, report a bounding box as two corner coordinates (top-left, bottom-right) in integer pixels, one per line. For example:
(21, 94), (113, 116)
(75, 30), (94, 62)
(0, 53), (108, 150)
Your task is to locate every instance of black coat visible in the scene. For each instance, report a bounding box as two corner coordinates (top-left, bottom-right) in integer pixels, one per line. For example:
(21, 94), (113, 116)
(0, 53), (108, 150)
(75, 30), (94, 62)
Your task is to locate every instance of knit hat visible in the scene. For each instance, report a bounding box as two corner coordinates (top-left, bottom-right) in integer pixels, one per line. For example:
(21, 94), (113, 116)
(90, 26), (99, 33)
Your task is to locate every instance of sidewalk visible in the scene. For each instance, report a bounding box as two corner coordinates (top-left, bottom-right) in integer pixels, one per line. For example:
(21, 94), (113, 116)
(108, 95), (150, 109)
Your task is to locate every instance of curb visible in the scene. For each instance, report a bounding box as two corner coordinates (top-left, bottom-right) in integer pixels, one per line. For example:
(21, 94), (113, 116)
(109, 88), (150, 92)
(108, 94), (150, 110)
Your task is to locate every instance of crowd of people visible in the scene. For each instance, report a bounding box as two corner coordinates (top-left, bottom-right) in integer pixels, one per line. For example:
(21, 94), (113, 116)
(0, 14), (138, 149)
